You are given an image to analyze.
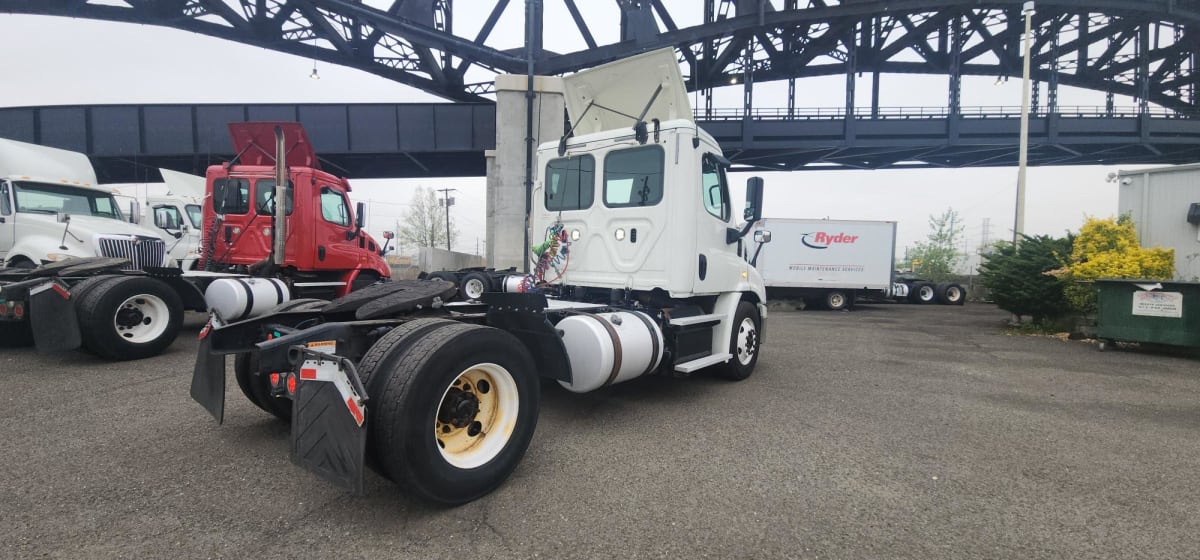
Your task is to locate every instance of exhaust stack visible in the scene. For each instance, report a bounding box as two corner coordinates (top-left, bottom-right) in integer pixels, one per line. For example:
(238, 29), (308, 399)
(272, 126), (287, 266)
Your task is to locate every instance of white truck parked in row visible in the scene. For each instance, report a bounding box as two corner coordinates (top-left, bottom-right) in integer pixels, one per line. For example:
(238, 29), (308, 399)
(753, 218), (965, 309)
(139, 169), (205, 270)
(190, 48), (771, 505)
(0, 137), (209, 358)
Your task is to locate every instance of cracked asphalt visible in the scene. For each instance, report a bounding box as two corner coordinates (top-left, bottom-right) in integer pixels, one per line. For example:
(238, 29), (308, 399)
(1, 303), (1198, 559)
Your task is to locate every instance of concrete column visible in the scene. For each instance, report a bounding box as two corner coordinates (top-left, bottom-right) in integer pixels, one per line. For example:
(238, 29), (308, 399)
(486, 74), (565, 270)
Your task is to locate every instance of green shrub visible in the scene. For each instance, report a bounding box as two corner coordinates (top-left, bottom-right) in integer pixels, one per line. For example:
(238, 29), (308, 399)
(979, 234), (1074, 324)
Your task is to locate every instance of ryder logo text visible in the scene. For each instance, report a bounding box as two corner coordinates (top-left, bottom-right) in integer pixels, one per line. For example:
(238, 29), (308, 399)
(800, 232), (860, 249)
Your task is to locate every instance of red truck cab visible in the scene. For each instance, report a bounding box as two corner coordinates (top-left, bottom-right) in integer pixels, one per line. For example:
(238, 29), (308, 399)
(200, 123), (390, 297)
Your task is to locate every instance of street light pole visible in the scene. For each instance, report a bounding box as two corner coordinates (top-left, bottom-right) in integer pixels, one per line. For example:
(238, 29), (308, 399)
(1013, 1), (1035, 244)
(437, 187), (456, 252)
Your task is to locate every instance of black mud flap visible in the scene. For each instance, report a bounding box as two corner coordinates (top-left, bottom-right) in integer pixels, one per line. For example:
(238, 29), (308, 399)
(289, 349), (368, 494)
(28, 281), (81, 353)
(190, 333), (227, 424)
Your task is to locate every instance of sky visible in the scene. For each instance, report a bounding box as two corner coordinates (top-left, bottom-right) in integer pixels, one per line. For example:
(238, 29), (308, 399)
(0, 4), (1157, 266)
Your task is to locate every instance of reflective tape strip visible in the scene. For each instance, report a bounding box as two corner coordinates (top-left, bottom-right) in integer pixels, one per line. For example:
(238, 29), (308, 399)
(298, 359), (366, 427)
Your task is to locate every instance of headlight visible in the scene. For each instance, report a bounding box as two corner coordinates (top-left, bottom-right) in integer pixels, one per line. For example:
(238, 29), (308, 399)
(44, 253), (75, 262)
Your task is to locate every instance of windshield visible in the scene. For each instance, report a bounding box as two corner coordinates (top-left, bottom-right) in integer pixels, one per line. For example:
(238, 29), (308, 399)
(12, 181), (123, 220)
(185, 204), (202, 228)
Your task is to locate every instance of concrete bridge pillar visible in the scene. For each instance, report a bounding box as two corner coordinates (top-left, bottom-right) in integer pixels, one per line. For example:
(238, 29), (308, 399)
(486, 74), (565, 271)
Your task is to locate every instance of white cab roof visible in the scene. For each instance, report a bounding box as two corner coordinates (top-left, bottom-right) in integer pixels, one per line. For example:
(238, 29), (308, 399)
(562, 48), (692, 136)
(0, 137), (98, 186)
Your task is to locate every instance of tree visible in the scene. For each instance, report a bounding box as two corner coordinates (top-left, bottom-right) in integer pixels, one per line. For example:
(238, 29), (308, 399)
(909, 208), (964, 282)
(397, 187), (458, 250)
(1052, 215), (1174, 313)
(979, 234), (1074, 325)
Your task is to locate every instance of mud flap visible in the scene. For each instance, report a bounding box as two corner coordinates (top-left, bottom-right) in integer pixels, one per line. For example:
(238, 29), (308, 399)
(28, 281), (81, 353)
(190, 333), (227, 424)
(289, 351), (369, 494)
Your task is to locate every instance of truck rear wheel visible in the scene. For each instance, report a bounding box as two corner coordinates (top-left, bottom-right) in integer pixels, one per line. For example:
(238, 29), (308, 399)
(717, 301), (761, 381)
(371, 323), (540, 505)
(458, 272), (490, 301)
(232, 298), (333, 421)
(909, 282), (936, 304)
(936, 283), (966, 305)
(77, 276), (183, 360)
(824, 290), (851, 311)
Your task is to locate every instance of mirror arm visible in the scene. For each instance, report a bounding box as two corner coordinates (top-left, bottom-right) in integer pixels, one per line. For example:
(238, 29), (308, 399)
(726, 219), (759, 244)
(749, 241), (766, 267)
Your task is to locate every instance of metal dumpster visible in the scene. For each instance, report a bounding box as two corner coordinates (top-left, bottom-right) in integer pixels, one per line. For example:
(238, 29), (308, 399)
(1094, 279), (1200, 350)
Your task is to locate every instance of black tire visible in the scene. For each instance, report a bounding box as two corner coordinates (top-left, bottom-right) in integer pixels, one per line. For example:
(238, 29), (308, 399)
(824, 290), (851, 311)
(371, 323), (540, 505)
(716, 301), (761, 381)
(909, 281), (936, 304)
(935, 282), (966, 305)
(458, 272), (491, 301)
(234, 352), (292, 421)
(77, 276), (184, 360)
(69, 275), (119, 303)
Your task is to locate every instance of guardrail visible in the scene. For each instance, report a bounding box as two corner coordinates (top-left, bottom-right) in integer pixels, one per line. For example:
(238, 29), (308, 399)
(697, 106), (1200, 121)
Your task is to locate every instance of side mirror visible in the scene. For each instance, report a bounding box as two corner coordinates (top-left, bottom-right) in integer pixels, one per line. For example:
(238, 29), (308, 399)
(743, 177), (764, 222)
(355, 202), (366, 229)
(128, 200), (141, 224)
(753, 230), (772, 243)
(57, 212), (71, 224)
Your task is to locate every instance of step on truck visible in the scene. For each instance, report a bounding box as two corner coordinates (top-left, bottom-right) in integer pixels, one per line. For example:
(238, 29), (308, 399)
(753, 218), (966, 309)
(190, 48), (771, 505)
(0, 124), (390, 360)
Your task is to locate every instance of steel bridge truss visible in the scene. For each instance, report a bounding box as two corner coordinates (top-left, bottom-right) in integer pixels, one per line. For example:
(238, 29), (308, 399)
(5, 0), (1197, 112)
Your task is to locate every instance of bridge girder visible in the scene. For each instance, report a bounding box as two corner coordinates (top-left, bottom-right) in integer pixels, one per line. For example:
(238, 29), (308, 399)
(0, 1), (1198, 111)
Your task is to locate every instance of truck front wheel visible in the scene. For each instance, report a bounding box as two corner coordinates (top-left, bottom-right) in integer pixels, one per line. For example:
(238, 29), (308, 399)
(77, 276), (183, 360)
(371, 323), (540, 505)
(717, 301), (761, 381)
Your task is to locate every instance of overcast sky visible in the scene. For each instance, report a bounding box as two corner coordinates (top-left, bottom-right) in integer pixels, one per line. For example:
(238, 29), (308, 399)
(0, 4), (1155, 263)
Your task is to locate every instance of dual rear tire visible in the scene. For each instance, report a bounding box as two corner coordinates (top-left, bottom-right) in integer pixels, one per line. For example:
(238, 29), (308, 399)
(359, 320), (540, 505)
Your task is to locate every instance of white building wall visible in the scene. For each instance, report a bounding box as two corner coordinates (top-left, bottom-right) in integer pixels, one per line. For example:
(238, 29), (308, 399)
(1117, 164), (1200, 280)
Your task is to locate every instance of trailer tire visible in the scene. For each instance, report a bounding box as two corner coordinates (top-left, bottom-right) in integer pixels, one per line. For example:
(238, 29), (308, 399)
(824, 290), (851, 311)
(936, 283), (966, 305)
(458, 272), (490, 301)
(77, 276), (184, 360)
(909, 282), (937, 304)
(717, 301), (761, 381)
(372, 323), (540, 505)
(234, 352), (292, 421)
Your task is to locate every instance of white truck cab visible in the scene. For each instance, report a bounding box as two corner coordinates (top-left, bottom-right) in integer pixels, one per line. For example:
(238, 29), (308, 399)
(143, 169), (205, 270)
(0, 138), (170, 269)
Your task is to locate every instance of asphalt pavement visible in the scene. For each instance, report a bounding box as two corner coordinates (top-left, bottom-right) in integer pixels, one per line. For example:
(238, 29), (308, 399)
(1, 303), (1198, 559)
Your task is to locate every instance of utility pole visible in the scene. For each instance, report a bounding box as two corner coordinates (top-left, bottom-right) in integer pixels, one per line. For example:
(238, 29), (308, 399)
(1013, 1), (1035, 244)
(437, 187), (456, 252)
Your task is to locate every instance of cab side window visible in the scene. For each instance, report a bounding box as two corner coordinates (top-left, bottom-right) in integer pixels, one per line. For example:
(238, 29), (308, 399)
(212, 178), (250, 214)
(701, 154), (731, 222)
(255, 179), (294, 215)
(545, 155), (595, 211)
(0, 181), (11, 215)
(604, 146), (664, 208)
(320, 187), (350, 227)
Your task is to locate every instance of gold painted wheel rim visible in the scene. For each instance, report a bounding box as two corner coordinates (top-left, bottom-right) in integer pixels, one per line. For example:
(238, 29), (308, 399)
(434, 363), (519, 469)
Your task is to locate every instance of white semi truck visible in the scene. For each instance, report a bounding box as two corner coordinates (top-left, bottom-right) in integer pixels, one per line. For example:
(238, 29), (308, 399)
(141, 169), (205, 270)
(753, 218), (965, 309)
(0, 137), (209, 358)
(190, 49), (771, 505)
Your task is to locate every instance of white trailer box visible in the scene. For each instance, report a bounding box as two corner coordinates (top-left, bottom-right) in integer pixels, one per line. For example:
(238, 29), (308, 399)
(754, 218), (897, 309)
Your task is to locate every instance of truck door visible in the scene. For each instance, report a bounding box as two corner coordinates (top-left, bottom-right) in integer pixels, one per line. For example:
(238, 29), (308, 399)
(692, 153), (737, 294)
(0, 180), (14, 262)
(314, 185), (355, 270)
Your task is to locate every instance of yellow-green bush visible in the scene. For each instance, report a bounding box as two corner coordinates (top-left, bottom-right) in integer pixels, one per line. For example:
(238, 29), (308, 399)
(1056, 216), (1174, 312)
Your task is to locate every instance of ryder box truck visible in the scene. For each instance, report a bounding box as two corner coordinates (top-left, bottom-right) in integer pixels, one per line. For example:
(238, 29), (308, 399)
(754, 218), (897, 310)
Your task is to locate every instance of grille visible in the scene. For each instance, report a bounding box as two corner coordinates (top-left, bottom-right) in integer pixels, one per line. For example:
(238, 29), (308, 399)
(97, 236), (166, 271)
